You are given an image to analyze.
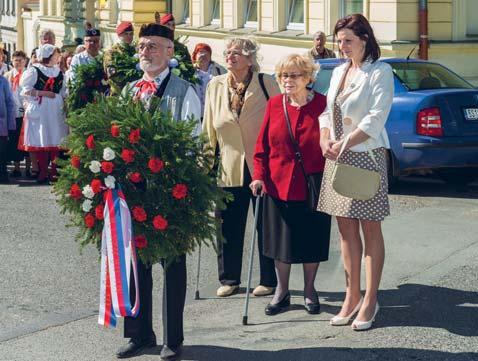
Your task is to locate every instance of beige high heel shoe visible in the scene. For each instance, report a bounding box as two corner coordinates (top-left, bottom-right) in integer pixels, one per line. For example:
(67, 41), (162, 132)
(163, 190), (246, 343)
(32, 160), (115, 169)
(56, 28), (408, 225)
(329, 297), (364, 326)
(351, 303), (380, 331)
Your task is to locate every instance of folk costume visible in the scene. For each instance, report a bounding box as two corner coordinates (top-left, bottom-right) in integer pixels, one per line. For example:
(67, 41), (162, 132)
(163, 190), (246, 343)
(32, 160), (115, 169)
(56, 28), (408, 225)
(119, 24), (201, 357)
(19, 45), (67, 182)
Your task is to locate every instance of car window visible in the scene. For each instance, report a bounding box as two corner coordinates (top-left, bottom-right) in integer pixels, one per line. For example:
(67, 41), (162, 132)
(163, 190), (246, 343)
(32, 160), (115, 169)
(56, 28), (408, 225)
(311, 68), (334, 94)
(390, 62), (473, 91)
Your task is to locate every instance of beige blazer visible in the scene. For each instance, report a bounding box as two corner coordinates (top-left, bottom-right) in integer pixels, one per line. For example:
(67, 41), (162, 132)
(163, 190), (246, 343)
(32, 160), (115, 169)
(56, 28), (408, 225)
(202, 72), (280, 187)
(319, 59), (394, 152)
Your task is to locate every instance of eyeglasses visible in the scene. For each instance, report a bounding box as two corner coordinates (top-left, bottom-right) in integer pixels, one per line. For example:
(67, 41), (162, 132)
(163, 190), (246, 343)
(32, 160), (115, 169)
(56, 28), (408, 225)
(223, 50), (244, 58)
(279, 73), (304, 80)
(137, 43), (172, 53)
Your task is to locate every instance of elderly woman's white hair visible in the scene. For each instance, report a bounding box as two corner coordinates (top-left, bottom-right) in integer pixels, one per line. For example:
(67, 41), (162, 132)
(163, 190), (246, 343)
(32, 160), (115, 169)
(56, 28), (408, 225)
(224, 36), (262, 72)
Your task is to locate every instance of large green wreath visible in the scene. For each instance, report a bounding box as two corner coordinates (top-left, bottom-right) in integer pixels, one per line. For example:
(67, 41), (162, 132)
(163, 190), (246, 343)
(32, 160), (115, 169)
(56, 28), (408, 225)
(54, 95), (229, 265)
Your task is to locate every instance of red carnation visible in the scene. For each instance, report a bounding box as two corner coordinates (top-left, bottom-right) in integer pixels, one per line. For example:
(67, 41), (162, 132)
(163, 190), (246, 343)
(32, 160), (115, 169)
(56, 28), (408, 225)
(85, 213), (95, 228)
(70, 184), (82, 200)
(129, 172), (143, 183)
(129, 128), (141, 144)
(101, 161), (114, 174)
(91, 179), (102, 193)
(153, 215), (168, 231)
(85, 134), (95, 149)
(132, 206), (147, 222)
(134, 235), (148, 249)
(95, 204), (105, 220)
(172, 183), (188, 200)
(94, 79), (101, 87)
(111, 125), (120, 138)
(148, 158), (164, 173)
(70, 155), (81, 169)
(121, 149), (135, 163)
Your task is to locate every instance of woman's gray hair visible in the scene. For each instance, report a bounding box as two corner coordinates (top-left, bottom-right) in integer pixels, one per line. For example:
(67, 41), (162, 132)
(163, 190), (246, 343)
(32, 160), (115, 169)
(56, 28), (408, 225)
(225, 36), (261, 72)
(40, 29), (55, 40)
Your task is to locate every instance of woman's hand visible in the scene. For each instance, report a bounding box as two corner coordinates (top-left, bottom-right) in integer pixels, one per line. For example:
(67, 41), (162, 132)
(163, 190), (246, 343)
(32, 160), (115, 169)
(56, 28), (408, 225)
(249, 180), (264, 196)
(40, 91), (56, 99)
(320, 139), (340, 161)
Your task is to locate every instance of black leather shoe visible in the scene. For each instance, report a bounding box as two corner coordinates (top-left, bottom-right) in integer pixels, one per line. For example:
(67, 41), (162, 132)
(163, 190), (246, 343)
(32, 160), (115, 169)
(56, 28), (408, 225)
(116, 336), (157, 359)
(265, 292), (290, 316)
(160, 343), (182, 360)
(304, 297), (321, 314)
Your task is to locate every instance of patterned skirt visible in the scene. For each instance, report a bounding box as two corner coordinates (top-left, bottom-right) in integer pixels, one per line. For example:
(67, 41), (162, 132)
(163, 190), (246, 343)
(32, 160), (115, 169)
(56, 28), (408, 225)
(317, 148), (390, 221)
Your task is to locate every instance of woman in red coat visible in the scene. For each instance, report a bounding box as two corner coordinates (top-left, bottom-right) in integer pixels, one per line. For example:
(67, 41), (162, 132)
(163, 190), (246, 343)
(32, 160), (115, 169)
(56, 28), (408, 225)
(251, 54), (331, 316)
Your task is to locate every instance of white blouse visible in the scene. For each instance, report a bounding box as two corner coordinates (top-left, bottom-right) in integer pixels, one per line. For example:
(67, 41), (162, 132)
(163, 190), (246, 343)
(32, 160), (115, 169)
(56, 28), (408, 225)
(20, 64), (66, 100)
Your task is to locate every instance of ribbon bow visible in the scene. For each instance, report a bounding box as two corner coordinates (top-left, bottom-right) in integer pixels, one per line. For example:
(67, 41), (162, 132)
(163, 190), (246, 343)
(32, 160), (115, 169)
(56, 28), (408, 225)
(135, 80), (157, 95)
(38, 77), (56, 104)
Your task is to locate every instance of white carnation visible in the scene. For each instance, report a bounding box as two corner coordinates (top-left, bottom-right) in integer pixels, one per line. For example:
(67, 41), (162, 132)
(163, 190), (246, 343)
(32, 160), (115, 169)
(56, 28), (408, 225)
(89, 160), (101, 173)
(82, 185), (95, 199)
(105, 175), (116, 189)
(82, 199), (93, 212)
(103, 147), (115, 161)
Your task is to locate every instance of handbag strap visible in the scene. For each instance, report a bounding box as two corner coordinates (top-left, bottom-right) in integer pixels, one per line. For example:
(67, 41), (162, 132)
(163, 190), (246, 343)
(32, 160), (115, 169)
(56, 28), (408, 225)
(282, 95), (308, 181)
(337, 134), (379, 168)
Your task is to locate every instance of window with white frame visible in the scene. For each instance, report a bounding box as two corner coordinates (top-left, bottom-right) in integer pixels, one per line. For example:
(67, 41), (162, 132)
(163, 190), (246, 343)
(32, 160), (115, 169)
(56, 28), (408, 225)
(211, 0), (220, 25)
(244, 0), (258, 28)
(183, 1), (190, 25)
(286, 0), (304, 31)
(340, 0), (363, 17)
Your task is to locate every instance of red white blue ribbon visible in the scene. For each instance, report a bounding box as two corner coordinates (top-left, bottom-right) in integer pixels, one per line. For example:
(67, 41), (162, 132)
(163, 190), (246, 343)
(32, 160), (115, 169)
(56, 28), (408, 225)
(98, 188), (140, 328)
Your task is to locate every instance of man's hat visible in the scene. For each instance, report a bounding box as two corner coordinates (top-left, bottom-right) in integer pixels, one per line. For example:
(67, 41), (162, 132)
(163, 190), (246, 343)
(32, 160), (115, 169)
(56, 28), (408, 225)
(159, 13), (175, 25)
(138, 24), (174, 41)
(116, 21), (133, 35)
(85, 28), (101, 37)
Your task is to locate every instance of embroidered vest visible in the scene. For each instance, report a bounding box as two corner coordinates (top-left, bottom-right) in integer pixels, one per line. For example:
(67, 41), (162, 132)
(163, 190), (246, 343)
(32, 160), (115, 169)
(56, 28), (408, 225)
(33, 67), (64, 93)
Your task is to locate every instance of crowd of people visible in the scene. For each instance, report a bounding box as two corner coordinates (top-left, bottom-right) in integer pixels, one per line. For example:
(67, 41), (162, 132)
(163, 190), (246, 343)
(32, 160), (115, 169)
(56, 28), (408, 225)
(0, 12), (394, 361)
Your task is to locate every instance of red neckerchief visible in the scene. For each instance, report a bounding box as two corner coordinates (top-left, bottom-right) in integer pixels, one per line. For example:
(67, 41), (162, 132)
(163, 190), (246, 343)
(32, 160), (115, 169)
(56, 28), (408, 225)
(11, 70), (22, 92)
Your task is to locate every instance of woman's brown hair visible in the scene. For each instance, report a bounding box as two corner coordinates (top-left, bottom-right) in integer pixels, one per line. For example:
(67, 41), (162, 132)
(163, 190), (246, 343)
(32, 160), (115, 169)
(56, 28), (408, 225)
(40, 47), (61, 65)
(333, 13), (380, 63)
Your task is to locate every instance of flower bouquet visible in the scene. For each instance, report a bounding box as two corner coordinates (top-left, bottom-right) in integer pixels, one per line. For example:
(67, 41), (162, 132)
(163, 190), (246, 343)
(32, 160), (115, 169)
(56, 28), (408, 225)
(54, 95), (228, 265)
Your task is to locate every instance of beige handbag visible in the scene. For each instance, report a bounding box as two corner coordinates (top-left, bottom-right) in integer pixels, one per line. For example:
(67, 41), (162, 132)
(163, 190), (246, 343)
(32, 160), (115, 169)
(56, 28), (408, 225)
(331, 135), (381, 200)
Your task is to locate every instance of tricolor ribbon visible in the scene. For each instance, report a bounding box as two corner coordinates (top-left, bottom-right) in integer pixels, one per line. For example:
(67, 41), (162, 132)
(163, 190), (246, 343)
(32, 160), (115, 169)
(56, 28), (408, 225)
(98, 188), (140, 328)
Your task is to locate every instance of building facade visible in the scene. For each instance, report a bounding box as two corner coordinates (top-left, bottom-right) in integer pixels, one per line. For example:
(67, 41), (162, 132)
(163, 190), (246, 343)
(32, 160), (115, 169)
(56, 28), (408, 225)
(0, 0), (21, 59)
(172, 0), (478, 85)
(5, 0), (477, 84)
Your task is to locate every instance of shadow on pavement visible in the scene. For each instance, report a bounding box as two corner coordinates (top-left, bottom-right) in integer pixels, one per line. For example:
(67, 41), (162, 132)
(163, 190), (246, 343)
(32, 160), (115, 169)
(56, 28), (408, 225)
(321, 283), (478, 337)
(390, 175), (478, 199)
(143, 346), (478, 361)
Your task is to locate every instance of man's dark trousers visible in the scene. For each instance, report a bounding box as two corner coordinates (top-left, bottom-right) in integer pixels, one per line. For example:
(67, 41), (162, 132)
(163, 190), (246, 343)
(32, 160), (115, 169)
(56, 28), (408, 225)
(124, 254), (186, 348)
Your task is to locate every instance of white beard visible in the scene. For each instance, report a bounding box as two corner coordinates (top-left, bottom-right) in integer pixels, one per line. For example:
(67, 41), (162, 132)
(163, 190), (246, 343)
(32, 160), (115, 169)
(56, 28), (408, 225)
(139, 59), (162, 73)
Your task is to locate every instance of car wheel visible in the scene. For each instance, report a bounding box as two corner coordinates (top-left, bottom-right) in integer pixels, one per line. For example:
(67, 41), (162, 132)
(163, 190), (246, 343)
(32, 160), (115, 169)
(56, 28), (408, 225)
(386, 150), (398, 190)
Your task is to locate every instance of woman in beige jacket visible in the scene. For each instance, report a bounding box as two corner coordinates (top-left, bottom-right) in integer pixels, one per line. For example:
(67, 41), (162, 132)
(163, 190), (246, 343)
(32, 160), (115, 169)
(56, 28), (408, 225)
(203, 37), (280, 297)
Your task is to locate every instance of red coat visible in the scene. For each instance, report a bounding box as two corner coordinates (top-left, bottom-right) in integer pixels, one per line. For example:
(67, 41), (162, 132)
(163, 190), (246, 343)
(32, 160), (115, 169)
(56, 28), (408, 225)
(253, 92), (326, 201)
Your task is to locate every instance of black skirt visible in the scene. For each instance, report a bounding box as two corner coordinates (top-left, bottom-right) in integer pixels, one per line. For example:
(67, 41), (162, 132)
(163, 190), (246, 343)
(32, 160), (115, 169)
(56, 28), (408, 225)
(262, 190), (332, 264)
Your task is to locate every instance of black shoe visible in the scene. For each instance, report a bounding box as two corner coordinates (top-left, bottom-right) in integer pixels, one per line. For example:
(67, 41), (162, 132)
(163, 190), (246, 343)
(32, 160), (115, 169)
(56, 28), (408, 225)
(116, 336), (157, 359)
(265, 292), (290, 316)
(304, 297), (321, 314)
(160, 343), (183, 360)
(11, 170), (22, 177)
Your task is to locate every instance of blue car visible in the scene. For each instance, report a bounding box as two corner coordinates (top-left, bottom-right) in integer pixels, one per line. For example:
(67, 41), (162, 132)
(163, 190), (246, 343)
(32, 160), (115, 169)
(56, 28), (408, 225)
(313, 58), (478, 185)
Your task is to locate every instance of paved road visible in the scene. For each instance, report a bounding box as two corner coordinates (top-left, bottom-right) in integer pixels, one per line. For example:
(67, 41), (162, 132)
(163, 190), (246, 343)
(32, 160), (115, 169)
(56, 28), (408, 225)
(1, 175), (477, 361)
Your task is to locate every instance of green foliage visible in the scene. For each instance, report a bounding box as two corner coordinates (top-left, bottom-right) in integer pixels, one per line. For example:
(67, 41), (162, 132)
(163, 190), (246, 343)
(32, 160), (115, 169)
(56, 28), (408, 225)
(67, 56), (108, 112)
(173, 37), (199, 85)
(53, 95), (230, 265)
(104, 43), (143, 96)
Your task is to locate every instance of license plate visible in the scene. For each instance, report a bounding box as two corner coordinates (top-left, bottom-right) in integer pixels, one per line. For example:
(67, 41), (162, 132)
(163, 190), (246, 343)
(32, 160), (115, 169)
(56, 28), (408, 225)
(463, 107), (478, 121)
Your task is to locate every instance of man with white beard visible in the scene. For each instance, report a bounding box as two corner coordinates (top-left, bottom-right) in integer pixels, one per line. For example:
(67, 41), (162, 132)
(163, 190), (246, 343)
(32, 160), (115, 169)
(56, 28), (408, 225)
(117, 23), (200, 361)
(122, 23), (201, 136)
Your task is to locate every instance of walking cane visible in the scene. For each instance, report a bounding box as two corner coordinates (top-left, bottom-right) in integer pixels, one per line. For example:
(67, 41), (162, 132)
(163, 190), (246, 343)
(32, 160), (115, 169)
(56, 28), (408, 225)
(194, 244), (201, 300)
(242, 192), (262, 325)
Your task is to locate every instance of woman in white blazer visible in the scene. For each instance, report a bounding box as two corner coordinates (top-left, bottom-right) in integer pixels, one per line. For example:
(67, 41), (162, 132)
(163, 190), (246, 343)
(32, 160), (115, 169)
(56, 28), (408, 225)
(317, 14), (394, 331)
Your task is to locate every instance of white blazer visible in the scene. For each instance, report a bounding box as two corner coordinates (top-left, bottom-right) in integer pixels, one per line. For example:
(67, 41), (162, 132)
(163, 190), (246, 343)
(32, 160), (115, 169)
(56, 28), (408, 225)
(319, 59), (394, 152)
